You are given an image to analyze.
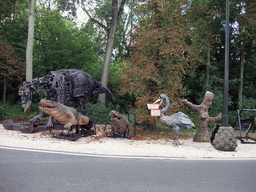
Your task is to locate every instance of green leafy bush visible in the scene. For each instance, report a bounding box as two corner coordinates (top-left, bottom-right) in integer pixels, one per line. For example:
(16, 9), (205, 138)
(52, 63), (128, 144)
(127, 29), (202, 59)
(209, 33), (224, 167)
(85, 102), (112, 124)
(85, 102), (136, 125)
(0, 103), (25, 120)
(0, 103), (6, 119)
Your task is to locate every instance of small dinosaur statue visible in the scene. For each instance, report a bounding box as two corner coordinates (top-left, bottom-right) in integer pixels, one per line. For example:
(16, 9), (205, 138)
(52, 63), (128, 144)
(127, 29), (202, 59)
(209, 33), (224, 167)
(110, 110), (131, 139)
(39, 99), (89, 131)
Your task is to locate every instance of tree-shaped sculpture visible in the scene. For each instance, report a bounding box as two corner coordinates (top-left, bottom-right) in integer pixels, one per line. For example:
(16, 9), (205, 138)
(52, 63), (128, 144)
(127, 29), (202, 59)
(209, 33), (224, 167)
(182, 91), (222, 142)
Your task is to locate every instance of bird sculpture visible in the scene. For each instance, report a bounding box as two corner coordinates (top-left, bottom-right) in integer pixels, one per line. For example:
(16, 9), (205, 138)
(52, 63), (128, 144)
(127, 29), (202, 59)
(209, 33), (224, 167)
(154, 94), (195, 146)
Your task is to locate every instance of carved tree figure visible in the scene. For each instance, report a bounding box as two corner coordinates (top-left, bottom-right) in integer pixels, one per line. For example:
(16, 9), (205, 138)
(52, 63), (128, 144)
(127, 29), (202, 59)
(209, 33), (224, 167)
(182, 91), (222, 142)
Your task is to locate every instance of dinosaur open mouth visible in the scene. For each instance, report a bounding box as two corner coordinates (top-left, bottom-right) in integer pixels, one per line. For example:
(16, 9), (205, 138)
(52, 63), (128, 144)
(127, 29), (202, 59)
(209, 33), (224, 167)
(39, 100), (56, 110)
(40, 104), (54, 109)
(110, 112), (121, 120)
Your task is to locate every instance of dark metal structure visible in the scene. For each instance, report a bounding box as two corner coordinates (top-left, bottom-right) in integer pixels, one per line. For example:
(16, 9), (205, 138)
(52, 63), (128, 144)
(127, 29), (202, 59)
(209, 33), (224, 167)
(18, 69), (115, 124)
(15, 69), (116, 141)
(3, 118), (96, 141)
(50, 120), (96, 141)
(236, 109), (256, 144)
(3, 119), (50, 133)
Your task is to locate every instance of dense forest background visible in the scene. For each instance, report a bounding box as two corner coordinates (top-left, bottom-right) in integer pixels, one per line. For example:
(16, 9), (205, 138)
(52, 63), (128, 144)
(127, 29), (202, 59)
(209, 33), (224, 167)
(0, 0), (256, 127)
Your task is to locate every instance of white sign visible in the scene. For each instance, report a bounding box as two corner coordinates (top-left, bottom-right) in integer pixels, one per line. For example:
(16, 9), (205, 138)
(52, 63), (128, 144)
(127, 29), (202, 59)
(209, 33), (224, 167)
(150, 109), (161, 117)
(147, 103), (160, 110)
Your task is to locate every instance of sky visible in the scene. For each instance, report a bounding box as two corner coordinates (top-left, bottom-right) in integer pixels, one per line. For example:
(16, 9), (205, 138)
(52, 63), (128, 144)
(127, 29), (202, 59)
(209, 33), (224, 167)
(75, 6), (89, 27)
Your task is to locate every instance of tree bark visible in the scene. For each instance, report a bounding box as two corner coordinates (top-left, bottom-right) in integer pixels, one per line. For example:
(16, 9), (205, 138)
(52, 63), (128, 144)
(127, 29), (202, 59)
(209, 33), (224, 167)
(238, 33), (246, 109)
(206, 45), (210, 87)
(26, 0), (35, 81)
(25, 0), (35, 113)
(99, 13), (118, 105)
(82, 0), (125, 105)
(100, 0), (124, 105)
(206, 1), (214, 89)
(3, 76), (6, 104)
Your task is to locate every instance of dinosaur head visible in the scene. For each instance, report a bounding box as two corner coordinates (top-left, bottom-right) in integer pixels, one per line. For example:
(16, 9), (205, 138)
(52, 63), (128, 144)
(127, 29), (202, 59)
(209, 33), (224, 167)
(39, 99), (59, 115)
(110, 110), (130, 125)
(110, 110), (122, 119)
(18, 81), (36, 110)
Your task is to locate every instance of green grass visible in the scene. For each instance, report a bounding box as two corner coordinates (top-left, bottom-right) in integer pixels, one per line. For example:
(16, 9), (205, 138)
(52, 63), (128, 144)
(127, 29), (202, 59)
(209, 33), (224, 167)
(0, 103), (26, 120)
(0, 102), (43, 122)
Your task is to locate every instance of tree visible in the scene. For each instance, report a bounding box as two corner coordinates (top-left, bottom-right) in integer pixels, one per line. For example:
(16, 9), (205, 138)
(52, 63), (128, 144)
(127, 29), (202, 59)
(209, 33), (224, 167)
(0, 37), (25, 104)
(0, 0), (17, 21)
(81, 0), (126, 105)
(24, 0), (35, 112)
(236, 0), (256, 109)
(26, 0), (35, 81)
(0, 0), (27, 104)
(54, 0), (132, 105)
(33, 7), (99, 78)
(188, 0), (226, 89)
(119, 0), (203, 128)
(184, 0), (230, 109)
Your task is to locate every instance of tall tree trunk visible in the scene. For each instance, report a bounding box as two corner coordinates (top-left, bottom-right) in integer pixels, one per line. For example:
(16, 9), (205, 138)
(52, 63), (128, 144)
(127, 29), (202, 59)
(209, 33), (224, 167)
(206, 45), (210, 87)
(3, 76), (6, 104)
(99, 27), (117, 105)
(100, 0), (121, 105)
(206, 1), (214, 89)
(25, 0), (35, 113)
(26, 0), (35, 81)
(82, 0), (125, 105)
(238, 33), (246, 109)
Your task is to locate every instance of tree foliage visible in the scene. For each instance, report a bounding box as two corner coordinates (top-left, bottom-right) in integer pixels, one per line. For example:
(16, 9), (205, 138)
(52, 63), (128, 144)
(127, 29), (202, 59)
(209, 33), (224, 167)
(235, 0), (256, 108)
(0, 0), (100, 104)
(82, 0), (126, 105)
(119, 0), (203, 126)
(0, 37), (25, 80)
(0, 0), (27, 104)
(55, 0), (130, 104)
(1, 0), (256, 127)
(0, 36), (25, 104)
(33, 7), (99, 78)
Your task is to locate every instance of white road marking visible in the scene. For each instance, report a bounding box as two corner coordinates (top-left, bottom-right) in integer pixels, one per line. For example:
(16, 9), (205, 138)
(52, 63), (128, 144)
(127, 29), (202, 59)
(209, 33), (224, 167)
(1, 145), (255, 161)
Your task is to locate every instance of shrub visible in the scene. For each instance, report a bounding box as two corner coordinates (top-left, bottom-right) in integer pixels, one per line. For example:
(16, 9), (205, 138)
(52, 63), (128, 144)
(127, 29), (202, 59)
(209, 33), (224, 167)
(0, 103), (6, 119)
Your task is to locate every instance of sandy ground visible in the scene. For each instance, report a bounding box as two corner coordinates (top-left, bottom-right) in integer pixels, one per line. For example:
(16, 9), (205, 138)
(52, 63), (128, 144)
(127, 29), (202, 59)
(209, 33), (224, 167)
(0, 124), (255, 159)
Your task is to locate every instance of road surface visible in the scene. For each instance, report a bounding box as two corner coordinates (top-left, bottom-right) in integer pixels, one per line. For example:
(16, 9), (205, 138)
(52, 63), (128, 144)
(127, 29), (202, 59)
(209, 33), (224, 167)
(0, 147), (255, 192)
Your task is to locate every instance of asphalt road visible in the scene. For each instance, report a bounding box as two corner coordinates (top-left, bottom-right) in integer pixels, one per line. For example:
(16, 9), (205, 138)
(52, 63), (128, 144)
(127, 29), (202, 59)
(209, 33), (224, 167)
(0, 147), (255, 192)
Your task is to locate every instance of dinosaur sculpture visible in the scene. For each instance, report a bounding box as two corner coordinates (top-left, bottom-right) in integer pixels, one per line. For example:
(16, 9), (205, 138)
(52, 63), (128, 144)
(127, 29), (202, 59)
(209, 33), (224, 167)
(18, 69), (115, 123)
(110, 110), (132, 139)
(155, 94), (195, 146)
(39, 99), (89, 131)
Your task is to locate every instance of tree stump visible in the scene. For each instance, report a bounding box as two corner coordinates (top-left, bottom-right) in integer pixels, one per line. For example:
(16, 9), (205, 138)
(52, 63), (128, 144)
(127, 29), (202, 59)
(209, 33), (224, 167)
(182, 91), (222, 142)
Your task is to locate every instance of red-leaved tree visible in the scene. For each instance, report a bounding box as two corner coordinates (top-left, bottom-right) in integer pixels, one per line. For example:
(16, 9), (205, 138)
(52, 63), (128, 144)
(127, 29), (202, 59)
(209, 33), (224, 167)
(0, 36), (25, 104)
(119, 0), (203, 128)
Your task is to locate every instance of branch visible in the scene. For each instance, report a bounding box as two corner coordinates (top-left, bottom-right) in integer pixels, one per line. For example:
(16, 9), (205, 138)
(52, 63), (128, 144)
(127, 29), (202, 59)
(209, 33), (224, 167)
(117, 0), (126, 21)
(81, 5), (108, 32)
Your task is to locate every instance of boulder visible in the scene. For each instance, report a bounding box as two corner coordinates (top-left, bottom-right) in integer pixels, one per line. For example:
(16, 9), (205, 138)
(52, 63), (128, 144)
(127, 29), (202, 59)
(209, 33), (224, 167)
(210, 125), (237, 151)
